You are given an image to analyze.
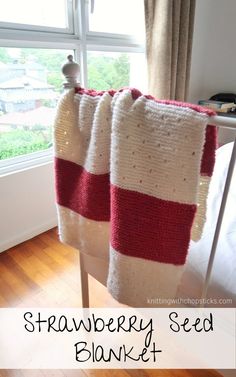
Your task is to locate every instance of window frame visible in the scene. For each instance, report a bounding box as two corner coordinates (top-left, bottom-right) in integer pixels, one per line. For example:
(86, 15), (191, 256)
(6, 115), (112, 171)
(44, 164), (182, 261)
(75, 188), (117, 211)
(0, 0), (145, 175)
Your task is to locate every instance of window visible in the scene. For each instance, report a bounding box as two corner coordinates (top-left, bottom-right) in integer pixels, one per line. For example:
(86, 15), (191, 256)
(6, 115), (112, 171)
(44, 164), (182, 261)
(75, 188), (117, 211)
(0, 0), (146, 172)
(88, 0), (145, 39)
(0, 0), (72, 31)
(0, 48), (72, 160)
(87, 51), (146, 91)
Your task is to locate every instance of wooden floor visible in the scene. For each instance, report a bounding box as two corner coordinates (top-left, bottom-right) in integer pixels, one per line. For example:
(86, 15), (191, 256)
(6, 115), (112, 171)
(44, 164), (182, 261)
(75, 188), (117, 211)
(0, 228), (223, 377)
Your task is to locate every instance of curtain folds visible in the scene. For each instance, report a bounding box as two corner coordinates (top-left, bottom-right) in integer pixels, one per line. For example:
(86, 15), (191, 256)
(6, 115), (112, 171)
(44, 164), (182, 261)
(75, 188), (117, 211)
(144, 0), (196, 101)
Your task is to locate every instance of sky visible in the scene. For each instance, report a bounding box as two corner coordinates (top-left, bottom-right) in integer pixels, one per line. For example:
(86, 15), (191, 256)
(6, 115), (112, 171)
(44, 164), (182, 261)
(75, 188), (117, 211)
(0, 0), (144, 38)
(0, 0), (67, 28)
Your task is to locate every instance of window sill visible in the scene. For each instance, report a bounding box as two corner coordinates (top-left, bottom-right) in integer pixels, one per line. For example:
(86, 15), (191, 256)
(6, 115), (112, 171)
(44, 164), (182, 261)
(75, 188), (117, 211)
(0, 149), (53, 176)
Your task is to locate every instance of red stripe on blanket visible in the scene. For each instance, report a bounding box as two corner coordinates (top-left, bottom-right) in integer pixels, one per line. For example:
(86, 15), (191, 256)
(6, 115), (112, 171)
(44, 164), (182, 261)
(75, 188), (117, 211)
(110, 185), (196, 265)
(75, 87), (217, 116)
(55, 157), (110, 221)
(200, 125), (218, 176)
(55, 158), (197, 264)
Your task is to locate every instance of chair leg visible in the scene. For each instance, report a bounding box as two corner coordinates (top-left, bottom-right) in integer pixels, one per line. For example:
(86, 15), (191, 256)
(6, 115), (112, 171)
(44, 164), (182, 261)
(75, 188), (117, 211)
(79, 253), (89, 308)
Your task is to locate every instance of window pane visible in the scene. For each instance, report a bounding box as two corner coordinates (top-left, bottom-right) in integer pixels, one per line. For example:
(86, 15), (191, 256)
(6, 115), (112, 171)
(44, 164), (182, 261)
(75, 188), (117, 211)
(87, 51), (147, 92)
(0, 0), (68, 28)
(89, 0), (145, 38)
(0, 47), (72, 160)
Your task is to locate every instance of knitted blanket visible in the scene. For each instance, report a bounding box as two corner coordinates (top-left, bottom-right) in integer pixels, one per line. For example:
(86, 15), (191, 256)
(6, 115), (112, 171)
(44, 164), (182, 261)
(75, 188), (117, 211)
(54, 88), (217, 306)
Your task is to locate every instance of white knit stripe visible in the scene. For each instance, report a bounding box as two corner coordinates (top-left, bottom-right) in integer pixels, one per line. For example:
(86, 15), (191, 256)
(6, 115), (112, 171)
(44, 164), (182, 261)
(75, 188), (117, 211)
(111, 91), (209, 205)
(54, 89), (81, 162)
(107, 246), (184, 307)
(54, 90), (112, 175)
(57, 204), (110, 260)
(191, 175), (211, 241)
(74, 92), (112, 174)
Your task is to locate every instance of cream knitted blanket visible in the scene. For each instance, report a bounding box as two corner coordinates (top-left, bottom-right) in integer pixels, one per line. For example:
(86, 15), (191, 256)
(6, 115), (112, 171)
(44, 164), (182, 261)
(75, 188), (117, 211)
(54, 88), (217, 306)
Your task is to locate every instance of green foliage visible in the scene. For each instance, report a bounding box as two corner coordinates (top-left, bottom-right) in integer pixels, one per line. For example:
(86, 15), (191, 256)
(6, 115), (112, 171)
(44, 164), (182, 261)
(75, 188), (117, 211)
(87, 54), (130, 90)
(0, 129), (50, 160)
(20, 48), (66, 70)
(41, 99), (55, 108)
(47, 72), (63, 92)
(113, 54), (130, 88)
(0, 48), (12, 64)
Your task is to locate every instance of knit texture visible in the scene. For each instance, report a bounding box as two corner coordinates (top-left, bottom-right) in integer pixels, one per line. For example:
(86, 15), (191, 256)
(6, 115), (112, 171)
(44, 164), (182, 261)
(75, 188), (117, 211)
(53, 88), (217, 306)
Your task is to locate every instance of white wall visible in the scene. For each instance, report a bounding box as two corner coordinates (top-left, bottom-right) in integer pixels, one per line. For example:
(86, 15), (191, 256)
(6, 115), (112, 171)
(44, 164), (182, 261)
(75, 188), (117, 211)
(189, 0), (236, 144)
(0, 162), (57, 252)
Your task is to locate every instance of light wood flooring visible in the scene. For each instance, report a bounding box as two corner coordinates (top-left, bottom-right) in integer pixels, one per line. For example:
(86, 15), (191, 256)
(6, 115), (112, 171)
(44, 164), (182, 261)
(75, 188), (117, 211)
(0, 228), (223, 377)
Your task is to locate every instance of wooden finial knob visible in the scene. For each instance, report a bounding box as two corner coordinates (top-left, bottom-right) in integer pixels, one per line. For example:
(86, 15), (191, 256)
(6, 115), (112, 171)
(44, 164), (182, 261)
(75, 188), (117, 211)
(62, 55), (80, 88)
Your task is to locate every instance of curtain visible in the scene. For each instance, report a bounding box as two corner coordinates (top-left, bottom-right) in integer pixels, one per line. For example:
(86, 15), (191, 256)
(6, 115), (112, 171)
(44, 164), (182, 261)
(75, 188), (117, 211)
(144, 0), (196, 101)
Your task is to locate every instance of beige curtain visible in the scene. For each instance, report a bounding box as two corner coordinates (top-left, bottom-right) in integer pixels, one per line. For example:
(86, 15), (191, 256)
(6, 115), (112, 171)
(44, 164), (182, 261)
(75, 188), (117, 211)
(144, 0), (196, 101)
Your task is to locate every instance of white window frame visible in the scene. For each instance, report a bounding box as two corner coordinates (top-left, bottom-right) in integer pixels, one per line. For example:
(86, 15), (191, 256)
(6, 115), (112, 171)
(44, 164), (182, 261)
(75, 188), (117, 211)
(0, 0), (145, 176)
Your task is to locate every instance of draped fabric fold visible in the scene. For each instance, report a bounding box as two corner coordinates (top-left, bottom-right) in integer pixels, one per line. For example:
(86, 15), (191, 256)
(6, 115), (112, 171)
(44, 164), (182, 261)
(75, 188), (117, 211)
(53, 88), (217, 307)
(144, 0), (196, 101)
